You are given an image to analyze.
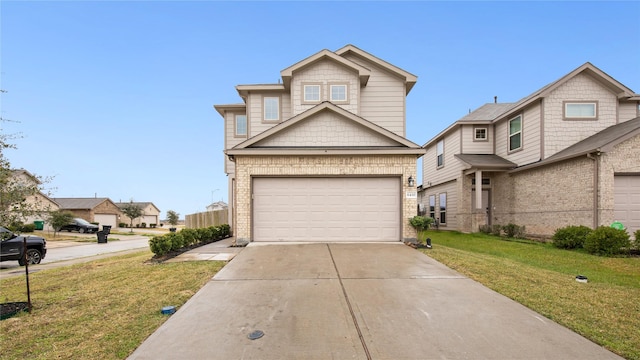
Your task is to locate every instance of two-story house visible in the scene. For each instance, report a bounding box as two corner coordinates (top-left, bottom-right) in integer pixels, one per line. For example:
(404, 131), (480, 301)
(420, 62), (640, 238)
(215, 45), (425, 244)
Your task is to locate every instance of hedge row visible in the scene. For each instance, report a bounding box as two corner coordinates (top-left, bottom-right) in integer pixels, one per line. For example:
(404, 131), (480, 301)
(552, 225), (633, 256)
(149, 224), (231, 256)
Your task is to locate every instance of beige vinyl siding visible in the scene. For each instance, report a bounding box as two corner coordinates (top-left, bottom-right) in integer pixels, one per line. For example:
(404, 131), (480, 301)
(461, 124), (493, 154)
(290, 59), (359, 117)
(421, 180), (458, 229)
(495, 105), (541, 166)
(619, 101), (639, 122)
(225, 111), (247, 175)
(424, 129), (463, 186)
(342, 53), (406, 136)
(544, 73), (619, 158)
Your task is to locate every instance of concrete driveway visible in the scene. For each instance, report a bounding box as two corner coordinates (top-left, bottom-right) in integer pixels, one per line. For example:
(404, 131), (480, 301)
(128, 243), (622, 360)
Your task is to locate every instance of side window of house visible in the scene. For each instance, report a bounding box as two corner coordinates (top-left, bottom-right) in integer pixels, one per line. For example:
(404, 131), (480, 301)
(439, 193), (447, 224)
(429, 195), (435, 219)
(509, 115), (522, 152)
(330, 84), (348, 103)
(303, 85), (321, 103)
(264, 97), (280, 121)
(564, 102), (597, 119)
(235, 115), (247, 137)
(436, 139), (444, 168)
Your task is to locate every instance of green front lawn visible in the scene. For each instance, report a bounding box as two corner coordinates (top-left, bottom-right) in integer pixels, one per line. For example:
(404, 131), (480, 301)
(421, 231), (640, 360)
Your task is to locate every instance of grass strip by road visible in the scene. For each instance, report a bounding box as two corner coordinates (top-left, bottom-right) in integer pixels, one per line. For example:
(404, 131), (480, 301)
(0, 250), (224, 360)
(421, 231), (640, 360)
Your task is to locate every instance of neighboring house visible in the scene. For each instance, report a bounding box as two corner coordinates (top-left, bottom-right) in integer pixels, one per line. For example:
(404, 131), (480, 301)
(215, 45), (425, 243)
(53, 197), (122, 228)
(115, 201), (161, 227)
(7, 169), (59, 230)
(420, 62), (640, 238)
(206, 201), (228, 212)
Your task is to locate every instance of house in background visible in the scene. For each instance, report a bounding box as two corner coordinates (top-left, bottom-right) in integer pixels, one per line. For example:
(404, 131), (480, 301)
(8, 169), (59, 230)
(115, 202), (161, 227)
(420, 62), (640, 238)
(206, 201), (228, 212)
(215, 45), (425, 243)
(53, 197), (122, 228)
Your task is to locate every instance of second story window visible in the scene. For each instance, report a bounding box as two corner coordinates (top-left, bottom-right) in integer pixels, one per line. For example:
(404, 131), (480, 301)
(304, 85), (321, 102)
(235, 115), (247, 137)
(330, 84), (348, 102)
(509, 115), (522, 152)
(436, 139), (444, 168)
(264, 97), (279, 121)
(474, 127), (488, 141)
(564, 102), (597, 119)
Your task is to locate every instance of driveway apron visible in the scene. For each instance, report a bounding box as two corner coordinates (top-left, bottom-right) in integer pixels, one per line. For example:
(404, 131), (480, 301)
(128, 243), (623, 360)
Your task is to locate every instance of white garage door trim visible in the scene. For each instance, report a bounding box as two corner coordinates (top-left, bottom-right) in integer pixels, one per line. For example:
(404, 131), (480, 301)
(614, 174), (640, 239)
(94, 214), (118, 228)
(252, 177), (401, 242)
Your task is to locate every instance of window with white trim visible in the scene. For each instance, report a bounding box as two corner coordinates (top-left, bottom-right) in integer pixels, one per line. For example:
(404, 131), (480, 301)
(235, 115), (247, 137)
(509, 115), (522, 152)
(474, 127), (488, 141)
(436, 139), (444, 167)
(439, 193), (447, 224)
(264, 97), (279, 121)
(429, 195), (435, 219)
(330, 84), (347, 102)
(304, 85), (321, 102)
(564, 102), (597, 119)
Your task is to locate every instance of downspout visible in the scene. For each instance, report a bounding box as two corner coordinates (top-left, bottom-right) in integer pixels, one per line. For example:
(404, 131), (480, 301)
(586, 152), (599, 228)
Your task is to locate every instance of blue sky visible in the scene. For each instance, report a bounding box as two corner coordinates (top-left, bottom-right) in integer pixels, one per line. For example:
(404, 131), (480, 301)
(1, 1), (639, 219)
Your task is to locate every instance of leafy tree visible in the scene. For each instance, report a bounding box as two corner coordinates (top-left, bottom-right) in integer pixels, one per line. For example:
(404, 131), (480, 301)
(0, 118), (53, 226)
(166, 210), (179, 227)
(121, 202), (144, 232)
(48, 210), (75, 237)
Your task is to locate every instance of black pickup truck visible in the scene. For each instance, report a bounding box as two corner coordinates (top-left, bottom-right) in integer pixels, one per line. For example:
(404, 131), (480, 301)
(0, 226), (47, 266)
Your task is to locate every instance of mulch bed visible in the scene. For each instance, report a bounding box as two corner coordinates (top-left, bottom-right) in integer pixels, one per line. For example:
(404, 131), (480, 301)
(0, 302), (30, 320)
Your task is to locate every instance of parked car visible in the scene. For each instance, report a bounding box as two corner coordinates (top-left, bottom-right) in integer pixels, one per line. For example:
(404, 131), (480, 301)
(0, 226), (47, 266)
(59, 218), (99, 233)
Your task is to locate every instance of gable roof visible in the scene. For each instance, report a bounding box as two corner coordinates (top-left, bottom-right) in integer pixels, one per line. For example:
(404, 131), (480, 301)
(226, 102), (424, 156)
(53, 197), (114, 210)
(423, 62), (639, 147)
(115, 201), (161, 213)
(511, 117), (640, 173)
(335, 44), (418, 94)
(455, 154), (517, 170)
(280, 49), (371, 89)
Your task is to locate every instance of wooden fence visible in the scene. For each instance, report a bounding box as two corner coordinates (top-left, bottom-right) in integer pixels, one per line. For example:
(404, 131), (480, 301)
(185, 209), (229, 229)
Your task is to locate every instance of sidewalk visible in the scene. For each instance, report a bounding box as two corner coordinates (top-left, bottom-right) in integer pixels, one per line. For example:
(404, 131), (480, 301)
(165, 237), (243, 262)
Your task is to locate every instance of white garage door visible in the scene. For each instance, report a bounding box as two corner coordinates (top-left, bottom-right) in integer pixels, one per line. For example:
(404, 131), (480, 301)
(253, 177), (400, 242)
(614, 175), (640, 238)
(94, 214), (117, 228)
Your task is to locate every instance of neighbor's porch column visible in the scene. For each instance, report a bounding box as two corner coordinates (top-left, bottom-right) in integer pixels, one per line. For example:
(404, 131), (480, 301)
(475, 170), (483, 210)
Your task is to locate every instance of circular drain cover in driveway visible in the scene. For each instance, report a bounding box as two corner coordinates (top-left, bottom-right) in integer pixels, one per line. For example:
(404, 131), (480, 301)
(248, 330), (264, 340)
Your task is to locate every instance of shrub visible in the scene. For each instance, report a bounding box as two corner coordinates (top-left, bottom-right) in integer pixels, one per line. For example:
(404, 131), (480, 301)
(409, 216), (434, 232)
(502, 223), (526, 238)
(119, 222), (126, 228)
(150, 223), (156, 228)
(635, 230), (640, 249)
(167, 232), (185, 252)
(584, 226), (631, 256)
(149, 235), (172, 256)
(491, 224), (502, 237)
(141, 222), (147, 228)
(180, 228), (198, 247)
(552, 225), (592, 249)
(478, 224), (492, 234)
(219, 224), (231, 237)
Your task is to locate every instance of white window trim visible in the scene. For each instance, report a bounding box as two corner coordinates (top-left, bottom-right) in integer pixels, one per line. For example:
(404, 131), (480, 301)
(263, 96), (280, 122)
(302, 84), (322, 103)
(474, 127), (488, 142)
(563, 101), (598, 120)
(508, 115), (522, 153)
(436, 139), (444, 168)
(439, 192), (447, 225)
(329, 83), (349, 103)
(234, 114), (247, 137)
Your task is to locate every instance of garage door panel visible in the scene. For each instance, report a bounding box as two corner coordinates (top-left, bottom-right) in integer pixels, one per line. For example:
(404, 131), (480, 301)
(614, 175), (640, 239)
(253, 177), (400, 242)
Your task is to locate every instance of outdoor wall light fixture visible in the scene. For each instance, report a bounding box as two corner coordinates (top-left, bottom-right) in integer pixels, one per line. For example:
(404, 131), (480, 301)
(408, 176), (415, 187)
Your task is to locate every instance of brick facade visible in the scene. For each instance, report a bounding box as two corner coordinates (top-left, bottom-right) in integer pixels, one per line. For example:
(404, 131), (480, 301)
(234, 155), (418, 242)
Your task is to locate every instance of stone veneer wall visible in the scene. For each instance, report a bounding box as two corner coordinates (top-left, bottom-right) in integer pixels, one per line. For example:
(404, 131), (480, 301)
(234, 155), (418, 242)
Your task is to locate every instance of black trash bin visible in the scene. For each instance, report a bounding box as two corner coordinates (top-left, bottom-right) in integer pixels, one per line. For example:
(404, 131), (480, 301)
(97, 231), (108, 244)
(102, 225), (112, 235)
